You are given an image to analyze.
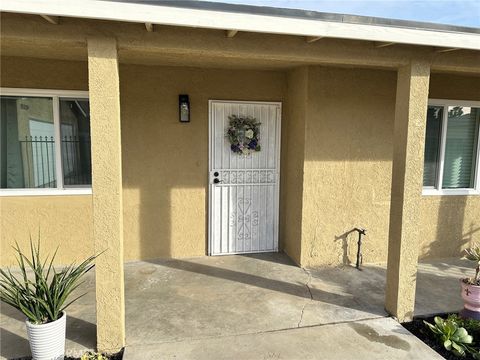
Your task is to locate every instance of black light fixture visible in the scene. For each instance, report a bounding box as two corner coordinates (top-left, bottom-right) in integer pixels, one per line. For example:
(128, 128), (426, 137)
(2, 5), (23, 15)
(179, 94), (190, 123)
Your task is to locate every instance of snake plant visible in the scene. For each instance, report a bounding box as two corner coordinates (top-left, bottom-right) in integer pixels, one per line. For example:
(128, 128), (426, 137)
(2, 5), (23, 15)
(0, 237), (97, 324)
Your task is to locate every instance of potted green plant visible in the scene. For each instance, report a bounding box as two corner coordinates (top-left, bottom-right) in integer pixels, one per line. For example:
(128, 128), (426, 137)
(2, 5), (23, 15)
(0, 240), (97, 360)
(461, 245), (480, 320)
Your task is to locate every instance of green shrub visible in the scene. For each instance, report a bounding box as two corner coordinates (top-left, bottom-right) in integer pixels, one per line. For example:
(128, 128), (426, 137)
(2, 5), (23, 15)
(448, 314), (480, 338)
(81, 351), (108, 360)
(424, 316), (480, 358)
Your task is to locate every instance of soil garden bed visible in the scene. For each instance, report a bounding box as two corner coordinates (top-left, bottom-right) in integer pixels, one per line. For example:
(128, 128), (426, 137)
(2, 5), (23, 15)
(10, 349), (124, 360)
(403, 313), (480, 360)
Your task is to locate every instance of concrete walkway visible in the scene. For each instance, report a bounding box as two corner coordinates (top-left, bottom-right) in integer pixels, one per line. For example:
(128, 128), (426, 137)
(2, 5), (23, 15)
(124, 254), (386, 345)
(123, 317), (441, 359)
(122, 253), (447, 359)
(1, 253), (469, 359)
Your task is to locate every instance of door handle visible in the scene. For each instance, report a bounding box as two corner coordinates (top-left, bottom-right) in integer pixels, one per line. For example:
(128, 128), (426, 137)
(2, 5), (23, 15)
(213, 178), (222, 184)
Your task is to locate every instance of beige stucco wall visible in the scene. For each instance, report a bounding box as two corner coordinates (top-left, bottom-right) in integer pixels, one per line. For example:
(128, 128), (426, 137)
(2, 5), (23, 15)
(294, 69), (480, 267)
(1, 56), (478, 267)
(1, 56), (88, 90)
(0, 196), (94, 265)
(87, 38), (126, 351)
(0, 57), (92, 266)
(385, 60), (431, 322)
(280, 67), (309, 265)
(120, 64), (285, 261)
(0, 56), (285, 265)
(299, 66), (397, 266)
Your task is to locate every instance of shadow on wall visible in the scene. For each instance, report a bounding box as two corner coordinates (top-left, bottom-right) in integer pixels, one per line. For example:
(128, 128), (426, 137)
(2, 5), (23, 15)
(421, 196), (479, 260)
(299, 67), (397, 265)
(121, 74), (206, 261)
(334, 229), (359, 266)
(119, 64), (285, 262)
(118, 64), (480, 266)
(302, 69), (480, 266)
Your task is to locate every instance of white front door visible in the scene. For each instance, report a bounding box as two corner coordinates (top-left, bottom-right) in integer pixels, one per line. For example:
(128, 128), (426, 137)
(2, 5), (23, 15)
(209, 100), (281, 255)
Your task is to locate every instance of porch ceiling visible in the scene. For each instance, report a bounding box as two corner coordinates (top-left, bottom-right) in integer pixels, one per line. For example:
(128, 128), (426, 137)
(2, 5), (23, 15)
(117, 49), (303, 70)
(0, 36), (302, 71)
(1, 12), (479, 74)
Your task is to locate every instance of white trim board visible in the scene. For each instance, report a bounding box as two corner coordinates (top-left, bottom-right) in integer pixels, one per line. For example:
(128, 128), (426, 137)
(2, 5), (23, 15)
(422, 99), (480, 196)
(0, 87), (91, 196)
(1, 88), (88, 98)
(1, 0), (479, 51)
(0, 188), (92, 196)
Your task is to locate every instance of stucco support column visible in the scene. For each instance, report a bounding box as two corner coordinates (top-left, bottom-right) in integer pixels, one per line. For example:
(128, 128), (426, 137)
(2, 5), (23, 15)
(385, 60), (430, 322)
(87, 37), (125, 352)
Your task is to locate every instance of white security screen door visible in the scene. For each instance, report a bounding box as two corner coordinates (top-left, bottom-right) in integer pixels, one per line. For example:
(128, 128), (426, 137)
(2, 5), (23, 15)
(209, 100), (281, 255)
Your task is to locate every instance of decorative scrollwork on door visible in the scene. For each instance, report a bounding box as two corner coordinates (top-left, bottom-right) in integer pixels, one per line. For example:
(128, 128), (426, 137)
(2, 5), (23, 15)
(218, 170), (276, 185)
(235, 197), (259, 241)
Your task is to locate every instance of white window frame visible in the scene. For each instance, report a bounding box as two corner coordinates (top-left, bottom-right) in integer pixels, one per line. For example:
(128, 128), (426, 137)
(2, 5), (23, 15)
(423, 99), (480, 196)
(0, 87), (92, 196)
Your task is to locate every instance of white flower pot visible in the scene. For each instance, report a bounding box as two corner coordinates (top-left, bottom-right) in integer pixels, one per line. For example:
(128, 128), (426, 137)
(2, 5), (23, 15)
(26, 312), (66, 360)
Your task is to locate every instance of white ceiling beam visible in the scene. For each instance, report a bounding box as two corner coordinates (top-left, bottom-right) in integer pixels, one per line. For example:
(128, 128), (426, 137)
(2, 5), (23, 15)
(375, 41), (396, 48)
(436, 47), (460, 53)
(40, 14), (59, 24)
(306, 36), (323, 43)
(145, 22), (154, 32)
(226, 29), (238, 38)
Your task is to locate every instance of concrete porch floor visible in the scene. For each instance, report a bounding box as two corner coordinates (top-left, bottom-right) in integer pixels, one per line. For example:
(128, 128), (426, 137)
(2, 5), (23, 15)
(1, 253), (471, 359)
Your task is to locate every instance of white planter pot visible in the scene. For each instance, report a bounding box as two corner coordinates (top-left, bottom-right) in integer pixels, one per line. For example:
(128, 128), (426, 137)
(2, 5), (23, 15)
(26, 312), (66, 360)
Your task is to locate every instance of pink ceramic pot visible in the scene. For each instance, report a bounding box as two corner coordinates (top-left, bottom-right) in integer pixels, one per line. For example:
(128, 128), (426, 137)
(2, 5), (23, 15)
(461, 281), (480, 314)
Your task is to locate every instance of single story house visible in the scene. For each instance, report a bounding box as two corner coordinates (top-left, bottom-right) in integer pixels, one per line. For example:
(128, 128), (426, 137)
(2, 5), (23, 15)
(1, 0), (479, 353)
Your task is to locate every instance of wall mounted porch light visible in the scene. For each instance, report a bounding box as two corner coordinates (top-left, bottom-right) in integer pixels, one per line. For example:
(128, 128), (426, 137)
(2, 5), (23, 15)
(179, 94), (190, 123)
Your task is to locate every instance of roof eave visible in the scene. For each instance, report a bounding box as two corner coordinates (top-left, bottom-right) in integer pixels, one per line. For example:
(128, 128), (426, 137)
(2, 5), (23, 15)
(1, 0), (479, 51)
